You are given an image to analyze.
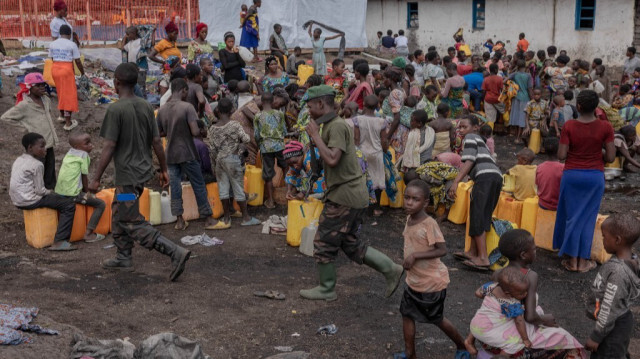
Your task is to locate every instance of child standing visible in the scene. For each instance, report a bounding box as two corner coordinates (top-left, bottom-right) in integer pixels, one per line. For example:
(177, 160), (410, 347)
(157, 78), (216, 230)
(479, 124), (495, 158)
(254, 92), (287, 209)
(402, 110), (435, 175)
(430, 103), (454, 156)
(49, 24), (84, 131)
(11, 133), (76, 251)
(1, 73), (59, 189)
(507, 148), (537, 201)
(585, 214), (640, 358)
(399, 179), (470, 359)
(120, 25), (155, 97)
(509, 60), (534, 144)
(325, 58), (348, 104)
(55, 133), (106, 243)
(535, 138), (564, 211)
(482, 64), (505, 125)
(286, 46), (304, 76)
(89, 63), (191, 281)
(194, 120), (215, 184)
(523, 88), (549, 143)
(550, 94), (568, 137)
(449, 115), (502, 270)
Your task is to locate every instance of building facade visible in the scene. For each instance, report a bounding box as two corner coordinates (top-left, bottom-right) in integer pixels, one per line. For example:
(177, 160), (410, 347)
(366, 0), (637, 65)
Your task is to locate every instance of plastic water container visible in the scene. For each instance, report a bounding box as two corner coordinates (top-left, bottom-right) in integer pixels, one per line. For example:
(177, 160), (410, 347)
(495, 194), (524, 228)
(528, 128), (541, 154)
(160, 191), (177, 224)
(238, 46), (254, 62)
(447, 181), (473, 224)
(87, 188), (114, 235)
(533, 206), (557, 251)
(297, 64), (314, 86)
(502, 174), (515, 193)
(246, 165), (264, 206)
(206, 182), (224, 219)
(180, 183), (200, 221)
(139, 188), (150, 221)
(465, 216), (517, 271)
(23, 208), (58, 248)
(592, 214), (612, 264)
(299, 220), (318, 257)
(149, 190), (161, 225)
(286, 198), (323, 247)
(70, 204), (87, 242)
(43, 59), (55, 86)
(605, 156), (622, 169)
(520, 196), (539, 235)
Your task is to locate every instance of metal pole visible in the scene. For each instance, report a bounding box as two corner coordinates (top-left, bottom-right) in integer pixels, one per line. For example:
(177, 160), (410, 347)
(187, 0), (192, 39)
(19, 0), (26, 38)
(86, 1), (91, 42)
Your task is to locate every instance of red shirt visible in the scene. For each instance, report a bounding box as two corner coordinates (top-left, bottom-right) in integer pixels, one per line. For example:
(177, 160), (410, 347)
(457, 63), (472, 76)
(560, 119), (614, 171)
(482, 75), (503, 104)
(535, 161), (564, 210)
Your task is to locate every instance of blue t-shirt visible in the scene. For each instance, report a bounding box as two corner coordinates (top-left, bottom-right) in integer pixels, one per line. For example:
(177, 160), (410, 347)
(463, 72), (484, 91)
(381, 36), (395, 48)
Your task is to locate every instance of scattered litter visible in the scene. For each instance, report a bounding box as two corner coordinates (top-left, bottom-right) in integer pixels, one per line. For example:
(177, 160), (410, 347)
(0, 304), (59, 345)
(316, 324), (338, 336)
(291, 310), (297, 314)
(180, 233), (223, 247)
(103, 244), (115, 249)
(265, 352), (310, 359)
(253, 290), (285, 300)
(291, 333), (300, 337)
(274, 346), (293, 352)
(262, 215), (287, 235)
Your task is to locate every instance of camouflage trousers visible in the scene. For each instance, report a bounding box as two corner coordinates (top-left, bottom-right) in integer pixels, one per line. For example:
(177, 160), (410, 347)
(314, 201), (368, 264)
(112, 184), (160, 251)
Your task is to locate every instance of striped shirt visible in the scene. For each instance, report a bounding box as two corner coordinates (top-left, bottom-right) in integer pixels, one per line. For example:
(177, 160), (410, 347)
(461, 133), (502, 180)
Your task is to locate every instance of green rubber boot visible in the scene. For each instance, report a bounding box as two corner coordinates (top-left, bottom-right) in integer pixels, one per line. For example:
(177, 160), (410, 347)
(299, 262), (338, 301)
(363, 247), (404, 297)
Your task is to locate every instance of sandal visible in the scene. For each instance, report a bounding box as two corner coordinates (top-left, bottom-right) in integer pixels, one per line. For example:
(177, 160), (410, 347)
(48, 241), (77, 251)
(453, 252), (471, 261)
(253, 290), (285, 300)
(231, 211), (243, 218)
(241, 217), (261, 226)
(56, 116), (66, 123)
(561, 259), (578, 272)
(578, 260), (597, 273)
(208, 220), (231, 230)
(175, 220), (189, 231)
(85, 233), (106, 243)
(455, 350), (471, 359)
(461, 259), (490, 272)
(63, 120), (78, 131)
(246, 193), (258, 202)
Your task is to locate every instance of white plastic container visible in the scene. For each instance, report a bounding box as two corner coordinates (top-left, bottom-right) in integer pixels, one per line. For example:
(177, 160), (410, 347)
(238, 46), (254, 62)
(299, 220), (318, 257)
(149, 190), (161, 225)
(160, 191), (177, 224)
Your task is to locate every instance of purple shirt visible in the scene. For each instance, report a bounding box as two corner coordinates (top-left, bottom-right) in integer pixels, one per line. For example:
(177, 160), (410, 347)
(194, 138), (212, 175)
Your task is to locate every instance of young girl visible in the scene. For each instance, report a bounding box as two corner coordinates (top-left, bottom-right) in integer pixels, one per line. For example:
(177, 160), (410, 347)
(448, 115), (502, 270)
(382, 67), (409, 157)
(403, 64), (421, 98)
(430, 103), (453, 156)
(466, 229), (587, 358)
(345, 63), (373, 110)
(554, 90), (615, 273)
(325, 58), (348, 103)
(239, 4), (248, 27)
(402, 110), (435, 175)
(509, 60), (533, 144)
(523, 88), (549, 144)
(480, 124), (495, 158)
(308, 23), (342, 76)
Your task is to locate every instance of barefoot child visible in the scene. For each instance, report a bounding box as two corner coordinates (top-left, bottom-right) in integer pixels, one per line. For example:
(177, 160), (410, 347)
(401, 110), (435, 176)
(506, 148), (537, 201)
(523, 88), (550, 145)
(11, 133), (76, 251)
(55, 133), (106, 243)
(253, 92), (287, 209)
(449, 115), (502, 270)
(585, 214), (640, 358)
(399, 179), (470, 359)
(430, 103), (454, 156)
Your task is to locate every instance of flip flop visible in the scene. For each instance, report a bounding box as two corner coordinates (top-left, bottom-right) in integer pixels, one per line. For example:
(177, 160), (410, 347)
(453, 252), (471, 261)
(253, 290), (286, 300)
(48, 241), (77, 251)
(455, 350), (471, 359)
(175, 220), (189, 231)
(561, 259), (578, 272)
(56, 116), (66, 123)
(208, 221), (231, 230)
(241, 217), (261, 226)
(231, 211), (243, 218)
(461, 260), (490, 272)
(578, 260), (597, 273)
(63, 120), (78, 131)
(85, 233), (106, 243)
(393, 353), (407, 359)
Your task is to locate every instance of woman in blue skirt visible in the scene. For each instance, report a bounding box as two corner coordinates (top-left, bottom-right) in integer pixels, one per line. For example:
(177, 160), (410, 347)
(240, 0), (262, 62)
(553, 90), (615, 272)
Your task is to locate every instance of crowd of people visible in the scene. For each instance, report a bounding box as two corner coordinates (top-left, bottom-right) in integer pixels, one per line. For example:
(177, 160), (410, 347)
(2, 0), (640, 357)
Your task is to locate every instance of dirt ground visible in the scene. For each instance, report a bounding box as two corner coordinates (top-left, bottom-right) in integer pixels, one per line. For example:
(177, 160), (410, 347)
(1, 65), (640, 359)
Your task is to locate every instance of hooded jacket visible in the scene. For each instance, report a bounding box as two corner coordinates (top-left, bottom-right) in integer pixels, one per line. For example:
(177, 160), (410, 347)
(587, 256), (640, 343)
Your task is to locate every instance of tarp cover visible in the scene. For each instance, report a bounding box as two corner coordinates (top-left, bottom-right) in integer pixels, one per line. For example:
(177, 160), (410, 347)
(199, 0), (368, 51)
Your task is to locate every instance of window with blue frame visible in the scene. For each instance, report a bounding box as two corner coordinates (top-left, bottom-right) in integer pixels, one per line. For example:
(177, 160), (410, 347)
(407, 2), (419, 29)
(575, 0), (596, 30)
(473, 0), (485, 30)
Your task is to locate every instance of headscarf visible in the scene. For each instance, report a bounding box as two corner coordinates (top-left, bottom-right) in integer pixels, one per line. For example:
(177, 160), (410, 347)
(165, 21), (179, 35)
(196, 23), (207, 36)
(53, 0), (67, 11)
(16, 73), (46, 105)
(392, 57), (407, 69)
(283, 141), (304, 160)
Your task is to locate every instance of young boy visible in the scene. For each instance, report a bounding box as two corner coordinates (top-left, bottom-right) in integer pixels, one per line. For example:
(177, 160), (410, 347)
(430, 103), (453, 156)
(535, 138), (564, 211)
(11, 133), (76, 251)
(550, 94), (567, 137)
(585, 213), (640, 358)
(417, 85), (440, 120)
(185, 64), (206, 119)
(400, 179), (470, 359)
(200, 58), (222, 101)
(523, 88), (549, 142)
(269, 23), (288, 69)
(325, 58), (348, 104)
(194, 120), (215, 183)
(254, 92), (287, 209)
(89, 63), (190, 281)
(516, 33), (529, 52)
(1, 73), (58, 189)
(121, 25), (155, 98)
(286, 46), (304, 76)
(482, 63), (505, 124)
(157, 78), (216, 230)
(55, 132), (106, 243)
(507, 148), (537, 201)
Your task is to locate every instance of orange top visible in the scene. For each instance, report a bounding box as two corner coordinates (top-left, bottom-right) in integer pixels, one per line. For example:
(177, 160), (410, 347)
(403, 216), (450, 293)
(517, 38), (529, 52)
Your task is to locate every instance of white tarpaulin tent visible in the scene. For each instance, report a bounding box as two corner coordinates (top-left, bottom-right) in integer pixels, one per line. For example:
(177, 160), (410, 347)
(199, 0), (368, 51)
